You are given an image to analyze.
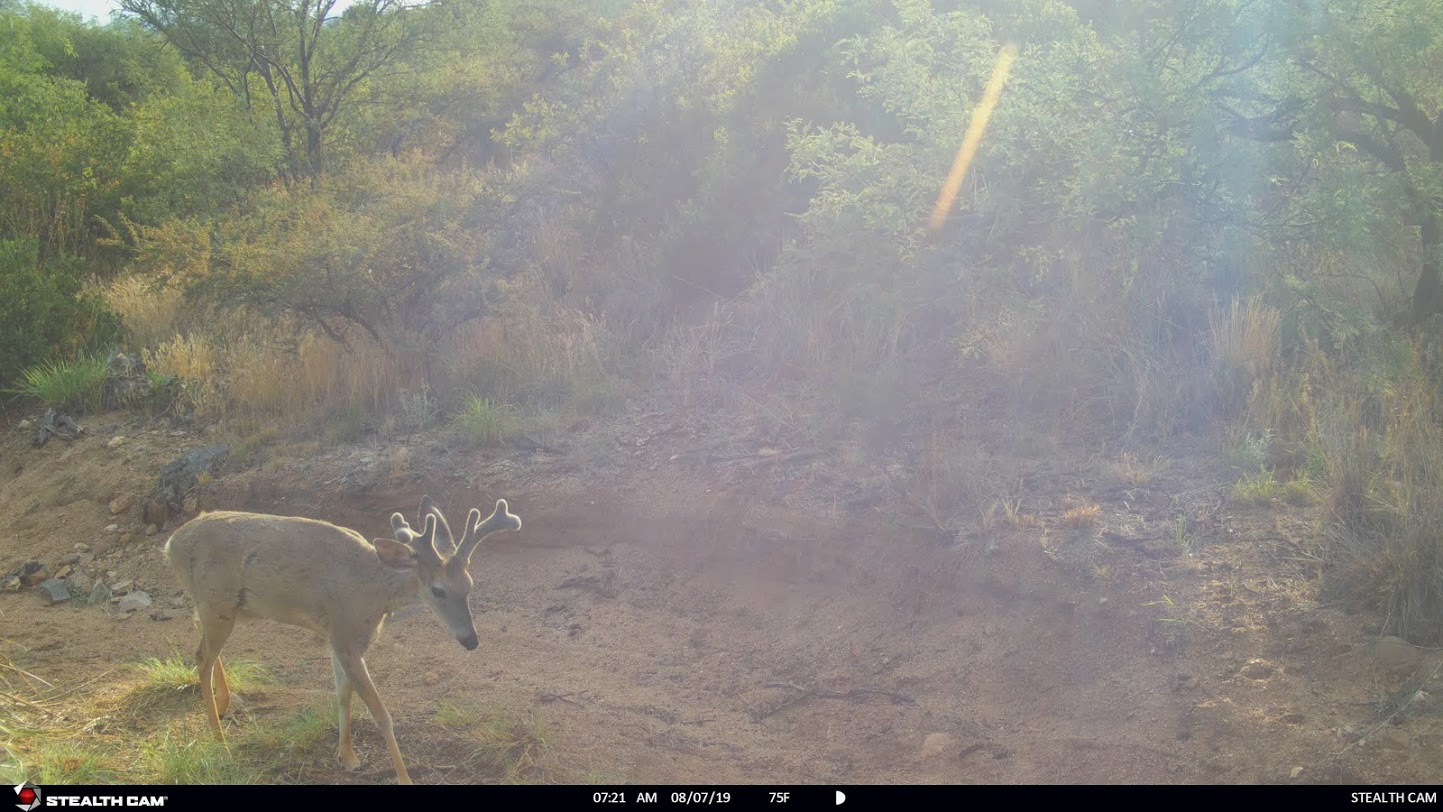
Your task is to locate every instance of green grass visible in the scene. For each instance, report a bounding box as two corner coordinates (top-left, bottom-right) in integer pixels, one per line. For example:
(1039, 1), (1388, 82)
(1233, 468), (1280, 506)
(433, 700), (553, 783)
(1280, 472), (1315, 506)
(124, 656), (273, 716)
(11, 354), (109, 413)
(243, 700), (335, 759)
(1224, 431), (1271, 473)
(452, 395), (521, 446)
(143, 728), (252, 784)
(1, 736), (120, 785)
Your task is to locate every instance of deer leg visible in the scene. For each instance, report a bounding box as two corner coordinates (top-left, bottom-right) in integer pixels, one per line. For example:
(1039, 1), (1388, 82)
(194, 614), (235, 745)
(336, 652), (411, 785)
(331, 651), (361, 771)
(212, 656), (232, 716)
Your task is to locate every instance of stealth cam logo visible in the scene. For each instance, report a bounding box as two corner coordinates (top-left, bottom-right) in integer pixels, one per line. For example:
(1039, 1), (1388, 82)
(14, 783), (40, 812)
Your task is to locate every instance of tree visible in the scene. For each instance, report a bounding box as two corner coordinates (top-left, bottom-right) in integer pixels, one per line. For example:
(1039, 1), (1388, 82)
(118, 0), (420, 177)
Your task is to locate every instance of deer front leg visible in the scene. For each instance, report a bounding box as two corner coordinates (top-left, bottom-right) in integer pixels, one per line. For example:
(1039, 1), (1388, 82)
(331, 651), (361, 771)
(336, 652), (411, 784)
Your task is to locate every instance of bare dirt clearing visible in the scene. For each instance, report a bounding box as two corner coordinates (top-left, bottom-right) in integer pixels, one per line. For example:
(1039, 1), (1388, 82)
(2, 411), (1441, 784)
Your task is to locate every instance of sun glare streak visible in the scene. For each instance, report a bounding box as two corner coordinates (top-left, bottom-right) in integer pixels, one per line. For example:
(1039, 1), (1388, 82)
(929, 42), (1019, 232)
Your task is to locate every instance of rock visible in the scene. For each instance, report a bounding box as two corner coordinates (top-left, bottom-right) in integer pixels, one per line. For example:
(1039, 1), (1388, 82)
(105, 524), (120, 534)
(74, 542), (89, 553)
(112, 579), (133, 594)
(149, 608), (177, 622)
(920, 732), (960, 761)
(1374, 635), (1424, 677)
(1290, 767), (1304, 779)
(18, 418), (31, 428)
(155, 445), (229, 512)
(118, 533), (134, 546)
(22, 569), (50, 588)
(87, 581), (112, 606)
(145, 524), (158, 537)
(117, 590), (152, 612)
(102, 351), (149, 410)
(58, 553), (81, 566)
(66, 573), (93, 599)
(55, 565), (73, 579)
(38, 578), (71, 605)
(109, 495), (132, 515)
(142, 501), (168, 527)
(2, 576), (21, 592)
(107, 436), (127, 449)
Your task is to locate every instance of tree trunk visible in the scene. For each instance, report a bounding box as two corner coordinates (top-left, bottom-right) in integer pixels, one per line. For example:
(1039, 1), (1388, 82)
(1411, 213), (1442, 324)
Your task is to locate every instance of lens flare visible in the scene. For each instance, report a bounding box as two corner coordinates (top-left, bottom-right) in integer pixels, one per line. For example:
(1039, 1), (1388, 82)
(929, 42), (1019, 232)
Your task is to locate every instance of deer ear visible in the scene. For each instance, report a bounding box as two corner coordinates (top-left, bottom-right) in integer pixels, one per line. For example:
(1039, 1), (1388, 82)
(372, 537), (418, 570)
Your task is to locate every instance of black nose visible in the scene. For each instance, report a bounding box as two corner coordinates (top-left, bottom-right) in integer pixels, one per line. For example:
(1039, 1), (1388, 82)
(459, 633), (479, 650)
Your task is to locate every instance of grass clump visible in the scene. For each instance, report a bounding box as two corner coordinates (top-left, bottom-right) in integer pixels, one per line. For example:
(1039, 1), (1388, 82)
(11, 355), (109, 413)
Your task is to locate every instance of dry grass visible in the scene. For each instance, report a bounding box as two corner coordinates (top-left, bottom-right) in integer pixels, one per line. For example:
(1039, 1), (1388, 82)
(105, 275), (189, 351)
(1063, 504), (1102, 526)
(1210, 296), (1282, 420)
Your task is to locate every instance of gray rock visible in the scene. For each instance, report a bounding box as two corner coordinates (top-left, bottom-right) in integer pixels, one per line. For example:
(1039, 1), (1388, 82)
(155, 445), (229, 511)
(66, 573), (93, 599)
(1375, 635), (1424, 677)
(108, 495), (132, 516)
(88, 581), (112, 606)
(38, 578), (71, 605)
(58, 553), (81, 566)
(117, 590), (152, 612)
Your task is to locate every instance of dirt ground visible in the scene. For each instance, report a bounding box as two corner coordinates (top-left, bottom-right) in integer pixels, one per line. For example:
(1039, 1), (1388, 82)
(2, 407), (1442, 785)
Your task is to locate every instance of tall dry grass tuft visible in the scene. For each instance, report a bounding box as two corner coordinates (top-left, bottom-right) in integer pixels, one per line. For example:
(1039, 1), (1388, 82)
(440, 287), (624, 418)
(1299, 336), (1443, 644)
(105, 275), (190, 351)
(1209, 296), (1282, 421)
(144, 333), (225, 419)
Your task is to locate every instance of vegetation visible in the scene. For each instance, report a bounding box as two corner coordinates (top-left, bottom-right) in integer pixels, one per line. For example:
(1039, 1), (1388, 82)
(3, 0), (1443, 644)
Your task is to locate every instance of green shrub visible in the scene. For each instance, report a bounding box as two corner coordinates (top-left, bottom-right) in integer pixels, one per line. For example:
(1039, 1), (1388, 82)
(0, 238), (120, 385)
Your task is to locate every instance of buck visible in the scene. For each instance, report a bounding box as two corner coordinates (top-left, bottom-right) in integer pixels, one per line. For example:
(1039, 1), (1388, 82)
(163, 494), (522, 784)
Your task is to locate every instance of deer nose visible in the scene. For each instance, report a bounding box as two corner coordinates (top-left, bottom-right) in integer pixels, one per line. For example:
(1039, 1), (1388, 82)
(459, 632), (479, 650)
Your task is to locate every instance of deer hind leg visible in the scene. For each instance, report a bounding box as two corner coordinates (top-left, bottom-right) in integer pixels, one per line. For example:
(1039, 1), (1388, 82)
(331, 651), (361, 771)
(194, 611), (235, 744)
(336, 652), (411, 785)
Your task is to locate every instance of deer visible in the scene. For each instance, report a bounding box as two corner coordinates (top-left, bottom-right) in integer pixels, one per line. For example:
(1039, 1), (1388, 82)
(163, 494), (522, 784)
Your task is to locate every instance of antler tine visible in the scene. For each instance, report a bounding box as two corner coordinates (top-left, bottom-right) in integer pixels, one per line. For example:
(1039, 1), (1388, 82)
(390, 511), (411, 536)
(392, 512), (443, 564)
(420, 495), (457, 556)
(452, 508), (483, 563)
(455, 499), (522, 564)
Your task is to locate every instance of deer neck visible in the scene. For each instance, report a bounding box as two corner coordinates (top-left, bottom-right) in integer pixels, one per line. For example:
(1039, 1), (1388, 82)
(379, 566), (425, 616)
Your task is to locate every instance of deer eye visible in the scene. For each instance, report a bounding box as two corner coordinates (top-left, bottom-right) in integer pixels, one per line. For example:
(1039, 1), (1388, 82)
(431, 586), (446, 599)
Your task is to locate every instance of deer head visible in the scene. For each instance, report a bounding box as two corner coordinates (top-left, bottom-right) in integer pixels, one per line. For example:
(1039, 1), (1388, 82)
(383, 497), (522, 650)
